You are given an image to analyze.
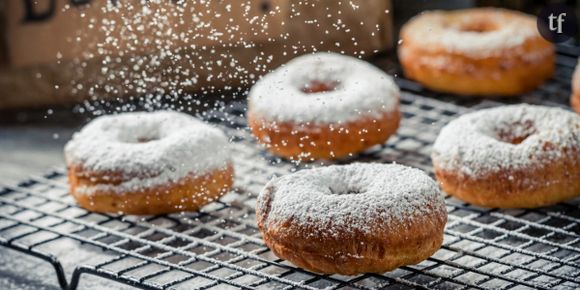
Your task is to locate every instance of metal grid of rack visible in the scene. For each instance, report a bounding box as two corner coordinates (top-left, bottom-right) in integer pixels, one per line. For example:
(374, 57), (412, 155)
(1, 46), (579, 290)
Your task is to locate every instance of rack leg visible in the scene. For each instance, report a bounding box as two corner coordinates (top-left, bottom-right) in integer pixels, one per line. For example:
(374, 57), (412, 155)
(0, 243), (69, 290)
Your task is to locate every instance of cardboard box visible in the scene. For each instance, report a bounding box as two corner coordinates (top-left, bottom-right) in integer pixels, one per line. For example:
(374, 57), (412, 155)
(0, 0), (392, 109)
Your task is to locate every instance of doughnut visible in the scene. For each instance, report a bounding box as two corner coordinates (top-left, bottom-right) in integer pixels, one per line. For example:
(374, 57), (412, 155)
(256, 163), (447, 275)
(65, 111), (234, 215)
(248, 52), (400, 160)
(571, 58), (580, 114)
(398, 8), (555, 97)
(432, 104), (580, 208)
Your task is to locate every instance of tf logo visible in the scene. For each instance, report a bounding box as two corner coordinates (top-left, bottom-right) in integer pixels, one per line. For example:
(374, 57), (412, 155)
(548, 12), (566, 33)
(537, 4), (577, 43)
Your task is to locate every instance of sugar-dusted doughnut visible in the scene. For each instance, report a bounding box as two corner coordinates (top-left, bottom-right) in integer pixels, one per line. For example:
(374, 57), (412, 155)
(248, 52), (400, 160)
(571, 58), (580, 114)
(256, 163), (447, 275)
(399, 8), (554, 97)
(432, 105), (580, 208)
(65, 111), (233, 215)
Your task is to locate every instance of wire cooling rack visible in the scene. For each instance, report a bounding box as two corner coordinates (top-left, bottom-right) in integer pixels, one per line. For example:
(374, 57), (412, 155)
(1, 45), (579, 290)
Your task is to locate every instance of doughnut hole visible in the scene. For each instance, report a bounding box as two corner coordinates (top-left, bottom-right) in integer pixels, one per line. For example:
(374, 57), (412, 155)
(459, 21), (498, 33)
(445, 19), (499, 33)
(328, 184), (363, 195)
(118, 132), (162, 144)
(301, 80), (339, 94)
(137, 137), (158, 143)
(495, 120), (537, 145)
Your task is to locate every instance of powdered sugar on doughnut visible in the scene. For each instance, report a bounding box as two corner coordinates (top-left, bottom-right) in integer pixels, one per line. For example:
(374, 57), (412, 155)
(257, 163), (445, 237)
(65, 111), (231, 194)
(248, 52), (399, 123)
(402, 9), (547, 58)
(432, 104), (580, 177)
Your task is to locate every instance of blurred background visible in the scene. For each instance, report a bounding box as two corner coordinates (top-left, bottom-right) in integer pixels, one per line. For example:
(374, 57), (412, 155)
(1, 1), (579, 111)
